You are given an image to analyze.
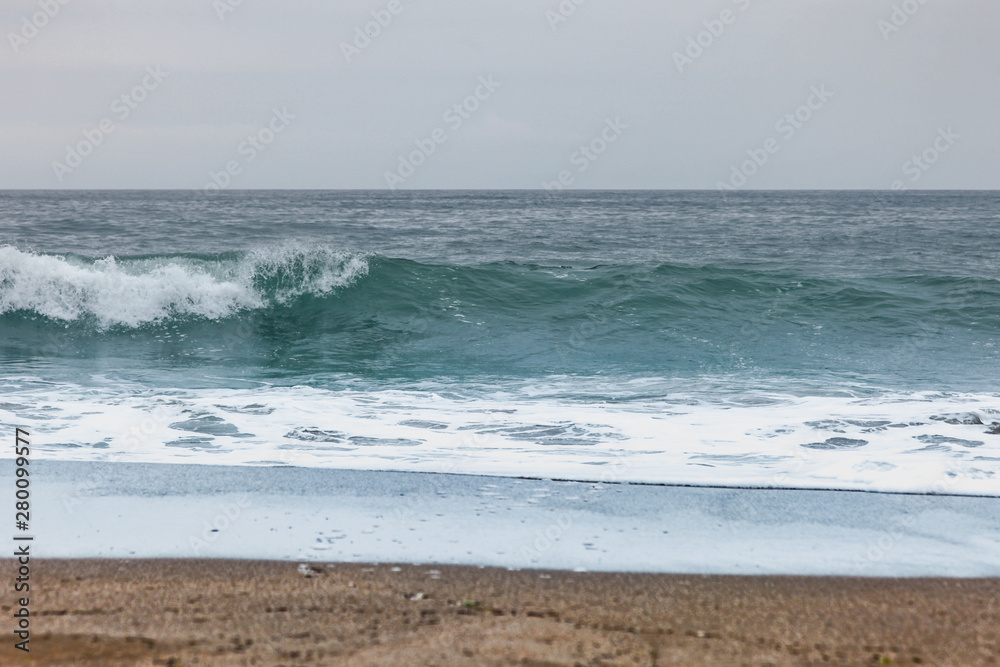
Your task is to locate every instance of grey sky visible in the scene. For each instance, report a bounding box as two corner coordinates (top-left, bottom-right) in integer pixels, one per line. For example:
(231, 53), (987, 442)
(2, 0), (997, 189)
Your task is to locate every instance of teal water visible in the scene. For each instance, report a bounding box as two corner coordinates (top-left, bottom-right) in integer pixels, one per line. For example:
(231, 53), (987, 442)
(1, 191), (998, 493)
(1, 251), (999, 390)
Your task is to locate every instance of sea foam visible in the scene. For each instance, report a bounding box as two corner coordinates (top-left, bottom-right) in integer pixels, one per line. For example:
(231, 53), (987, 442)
(0, 245), (369, 327)
(2, 376), (998, 496)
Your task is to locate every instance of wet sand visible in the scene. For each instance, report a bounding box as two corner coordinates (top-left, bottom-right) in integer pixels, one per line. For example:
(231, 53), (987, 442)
(2, 559), (997, 666)
(22, 460), (1000, 576)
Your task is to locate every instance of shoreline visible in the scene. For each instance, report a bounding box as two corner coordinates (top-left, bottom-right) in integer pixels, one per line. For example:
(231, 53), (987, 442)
(15, 459), (1000, 576)
(3, 559), (998, 665)
(16, 454), (1000, 498)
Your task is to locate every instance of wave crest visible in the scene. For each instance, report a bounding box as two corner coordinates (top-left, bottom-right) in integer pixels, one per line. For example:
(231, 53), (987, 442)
(0, 245), (369, 327)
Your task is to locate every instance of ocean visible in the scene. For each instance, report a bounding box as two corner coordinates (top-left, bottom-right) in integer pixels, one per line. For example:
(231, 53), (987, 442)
(2, 190), (998, 495)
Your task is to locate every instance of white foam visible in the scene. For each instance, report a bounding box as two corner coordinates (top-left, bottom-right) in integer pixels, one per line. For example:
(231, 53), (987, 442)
(3, 376), (998, 496)
(0, 245), (368, 327)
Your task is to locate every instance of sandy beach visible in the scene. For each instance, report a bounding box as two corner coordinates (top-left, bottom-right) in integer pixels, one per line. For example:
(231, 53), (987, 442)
(4, 461), (998, 665)
(2, 559), (998, 666)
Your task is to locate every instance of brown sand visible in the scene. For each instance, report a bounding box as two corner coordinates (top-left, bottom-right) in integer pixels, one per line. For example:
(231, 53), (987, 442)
(1, 560), (997, 666)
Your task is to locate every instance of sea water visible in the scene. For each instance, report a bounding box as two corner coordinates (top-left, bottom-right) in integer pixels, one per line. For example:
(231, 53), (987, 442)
(2, 190), (998, 494)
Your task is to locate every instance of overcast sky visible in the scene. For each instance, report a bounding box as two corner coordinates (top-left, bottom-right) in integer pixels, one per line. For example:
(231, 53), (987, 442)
(1, 0), (997, 189)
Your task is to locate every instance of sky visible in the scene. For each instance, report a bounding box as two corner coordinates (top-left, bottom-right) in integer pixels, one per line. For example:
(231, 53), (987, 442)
(1, 0), (997, 190)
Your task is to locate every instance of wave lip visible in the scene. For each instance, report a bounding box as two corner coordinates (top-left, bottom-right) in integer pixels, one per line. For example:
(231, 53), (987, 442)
(0, 245), (369, 328)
